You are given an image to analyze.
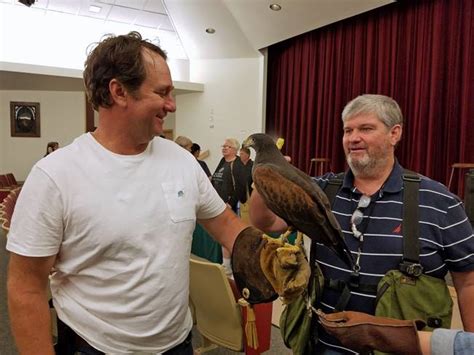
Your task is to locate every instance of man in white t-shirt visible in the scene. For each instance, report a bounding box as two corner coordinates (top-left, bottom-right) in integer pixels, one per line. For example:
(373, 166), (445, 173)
(6, 32), (287, 354)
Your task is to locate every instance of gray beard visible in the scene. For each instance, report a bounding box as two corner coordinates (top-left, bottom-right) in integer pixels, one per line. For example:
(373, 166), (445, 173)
(347, 154), (387, 178)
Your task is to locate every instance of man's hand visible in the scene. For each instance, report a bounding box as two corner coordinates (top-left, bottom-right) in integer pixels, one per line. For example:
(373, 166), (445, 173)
(232, 226), (310, 304)
(317, 310), (425, 355)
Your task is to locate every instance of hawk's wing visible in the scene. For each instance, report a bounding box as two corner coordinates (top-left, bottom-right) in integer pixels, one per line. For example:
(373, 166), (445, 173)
(253, 164), (353, 267)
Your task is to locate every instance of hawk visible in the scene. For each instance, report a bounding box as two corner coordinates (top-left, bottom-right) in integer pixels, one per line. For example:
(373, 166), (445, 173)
(243, 133), (353, 268)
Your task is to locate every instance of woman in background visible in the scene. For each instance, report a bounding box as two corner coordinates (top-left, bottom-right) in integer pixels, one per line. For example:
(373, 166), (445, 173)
(211, 138), (247, 275)
(211, 138), (247, 213)
(44, 142), (59, 157)
(191, 143), (211, 178)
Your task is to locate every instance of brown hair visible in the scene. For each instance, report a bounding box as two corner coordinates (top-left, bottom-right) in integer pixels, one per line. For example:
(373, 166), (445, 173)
(83, 31), (167, 110)
(45, 141), (59, 156)
(239, 147), (251, 155)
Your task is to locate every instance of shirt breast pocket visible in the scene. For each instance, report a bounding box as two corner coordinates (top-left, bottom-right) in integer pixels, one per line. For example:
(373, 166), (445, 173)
(162, 182), (196, 223)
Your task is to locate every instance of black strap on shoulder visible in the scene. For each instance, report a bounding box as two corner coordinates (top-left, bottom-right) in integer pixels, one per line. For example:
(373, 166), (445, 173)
(399, 169), (423, 277)
(325, 169), (423, 312)
(324, 172), (344, 207)
(308, 235), (318, 288)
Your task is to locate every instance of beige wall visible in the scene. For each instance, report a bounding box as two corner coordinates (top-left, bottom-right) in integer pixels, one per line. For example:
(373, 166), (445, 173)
(176, 57), (265, 172)
(0, 90), (86, 181)
(0, 56), (263, 180)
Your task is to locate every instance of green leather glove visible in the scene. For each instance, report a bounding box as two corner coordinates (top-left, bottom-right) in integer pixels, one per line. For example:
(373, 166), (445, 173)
(232, 226), (310, 304)
(317, 310), (425, 355)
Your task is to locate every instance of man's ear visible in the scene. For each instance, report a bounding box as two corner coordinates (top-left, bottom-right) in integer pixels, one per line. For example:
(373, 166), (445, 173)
(390, 124), (402, 146)
(109, 79), (128, 107)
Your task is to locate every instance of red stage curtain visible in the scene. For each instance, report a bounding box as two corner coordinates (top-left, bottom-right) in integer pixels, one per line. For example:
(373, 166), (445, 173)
(266, 0), (474, 197)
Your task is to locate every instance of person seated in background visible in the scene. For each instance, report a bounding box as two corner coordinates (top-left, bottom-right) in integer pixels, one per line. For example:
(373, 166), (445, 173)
(44, 141), (59, 157)
(190, 143), (211, 178)
(174, 135), (193, 151)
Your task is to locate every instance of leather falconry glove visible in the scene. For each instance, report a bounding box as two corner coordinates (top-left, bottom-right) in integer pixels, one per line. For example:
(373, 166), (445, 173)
(232, 226), (311, 304)
(317, 310), (425, 355)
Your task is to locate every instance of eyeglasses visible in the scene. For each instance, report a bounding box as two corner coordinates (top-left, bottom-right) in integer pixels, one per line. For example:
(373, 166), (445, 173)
(351, 194), (371, 240)
(221, 145), (234, 149)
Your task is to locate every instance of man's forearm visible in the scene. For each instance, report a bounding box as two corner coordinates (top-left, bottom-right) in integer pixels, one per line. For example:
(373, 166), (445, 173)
(199, 207), (247, 254)
(8, 290), (55, 354)
(456, 287), (474, 331)
(248, 189), (286, 232)
(451, 271), (474, 332)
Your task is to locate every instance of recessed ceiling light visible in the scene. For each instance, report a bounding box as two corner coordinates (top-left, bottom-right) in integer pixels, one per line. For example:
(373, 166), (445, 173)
(89, 5), (102, 13)
(205, 28), (216, 34)
(269, 4), (282, 11)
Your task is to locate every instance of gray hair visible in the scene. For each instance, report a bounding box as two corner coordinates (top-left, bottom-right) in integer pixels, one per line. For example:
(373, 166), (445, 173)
(175, 136), (193, 150)
(225, 138), (240, 150)
(342, 94), (403, 128)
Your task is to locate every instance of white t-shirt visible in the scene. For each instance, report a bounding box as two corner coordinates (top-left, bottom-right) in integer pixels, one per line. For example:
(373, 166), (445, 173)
(7, 133), (226, 353)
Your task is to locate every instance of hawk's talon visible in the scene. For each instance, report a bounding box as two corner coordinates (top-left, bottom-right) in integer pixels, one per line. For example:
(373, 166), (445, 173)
(279, 228), (294, 244)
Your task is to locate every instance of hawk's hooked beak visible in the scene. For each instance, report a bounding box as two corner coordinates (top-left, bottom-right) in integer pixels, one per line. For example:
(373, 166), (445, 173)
(242, 137), (254, 148)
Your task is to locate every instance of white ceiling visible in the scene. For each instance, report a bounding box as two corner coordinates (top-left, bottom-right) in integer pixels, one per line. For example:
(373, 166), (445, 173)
(1, 0), (394, 60)
(1, 0), (173, 30)
(166, 0), (395, 59)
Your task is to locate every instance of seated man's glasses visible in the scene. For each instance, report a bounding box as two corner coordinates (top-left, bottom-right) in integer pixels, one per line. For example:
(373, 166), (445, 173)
(351, 194), (371, 240)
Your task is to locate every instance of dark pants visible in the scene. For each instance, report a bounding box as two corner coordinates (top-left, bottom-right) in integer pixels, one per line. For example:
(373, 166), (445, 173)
(54, 318), (104, 355)
(163, 331), (193, 355)
(55, 318), (193, 355)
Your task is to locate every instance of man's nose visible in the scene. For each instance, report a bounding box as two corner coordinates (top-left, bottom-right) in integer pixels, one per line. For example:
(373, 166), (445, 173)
(164, 95), (176, 113)
(348, 130), (361, 142)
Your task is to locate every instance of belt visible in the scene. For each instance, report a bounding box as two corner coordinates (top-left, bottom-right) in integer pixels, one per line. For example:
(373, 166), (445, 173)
(73, 332), (104, 355)
(75, 330), (193, 355)
(58, 316), (191, 355)
(163, 331), (193, 354)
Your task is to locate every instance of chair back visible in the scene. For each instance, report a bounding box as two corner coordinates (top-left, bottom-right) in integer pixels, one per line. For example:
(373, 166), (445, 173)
(0, 175), (9, 187)
(189, 257), (243, 352)
(5, 173), (18, 186)
(0, 187), (22, 234)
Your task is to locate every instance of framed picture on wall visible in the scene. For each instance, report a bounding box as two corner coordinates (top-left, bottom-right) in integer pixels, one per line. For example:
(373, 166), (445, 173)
(10, 101), (41, 137)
